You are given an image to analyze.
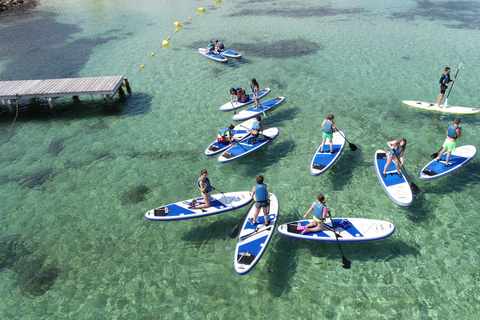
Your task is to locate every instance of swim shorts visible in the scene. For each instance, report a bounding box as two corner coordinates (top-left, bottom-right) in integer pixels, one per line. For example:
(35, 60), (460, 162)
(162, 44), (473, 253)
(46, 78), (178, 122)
(442, 139), (456, 152)
(440, 84), (447, 94)
(322, 132), (333, 140)
(255, 200), (269, 208)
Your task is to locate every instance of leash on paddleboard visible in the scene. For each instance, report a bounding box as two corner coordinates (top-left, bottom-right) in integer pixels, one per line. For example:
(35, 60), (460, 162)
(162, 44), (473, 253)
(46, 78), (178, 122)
(328, 211), (351, 269)
(335, 129), (357, 151)
(393, 149), (420, 193)
(229, 201), (255, 238)
(444, 62), (462, 107)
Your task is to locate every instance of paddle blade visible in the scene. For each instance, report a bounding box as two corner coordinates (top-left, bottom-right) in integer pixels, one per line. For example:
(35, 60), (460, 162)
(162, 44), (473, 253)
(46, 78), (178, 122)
(349, 143), (357, 151)
(411, 182), (420, 193)
(229, 224), (240, 238)
(430, 153), (438, 159)
(342, 257), (351, 269)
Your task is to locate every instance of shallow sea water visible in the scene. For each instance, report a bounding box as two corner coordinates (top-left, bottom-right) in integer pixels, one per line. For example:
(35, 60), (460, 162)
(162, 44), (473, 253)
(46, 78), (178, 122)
(1, 0), (480, 319)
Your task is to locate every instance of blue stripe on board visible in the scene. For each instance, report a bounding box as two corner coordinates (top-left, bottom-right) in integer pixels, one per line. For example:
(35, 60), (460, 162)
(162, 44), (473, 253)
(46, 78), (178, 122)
(425, 154), (467, 174)
(377, 156), (403, 187)
(312, 145), (341, 166)
(238, 235), (268, 256)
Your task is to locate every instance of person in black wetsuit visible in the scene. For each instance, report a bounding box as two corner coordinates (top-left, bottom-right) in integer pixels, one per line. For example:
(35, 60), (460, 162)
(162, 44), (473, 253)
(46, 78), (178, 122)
(436, 67), (455, 108)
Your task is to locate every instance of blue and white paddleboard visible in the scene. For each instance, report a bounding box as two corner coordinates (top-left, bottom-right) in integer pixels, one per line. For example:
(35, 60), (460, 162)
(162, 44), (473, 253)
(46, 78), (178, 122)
(217, 127), (279, 163)
(374, 150), (413, 207)
(402, 100), (480, 115)
(234, 193), (279, 275)
(219, 88), (271, 111)
(232, 97), (285, 121)
(197, 48), (228, 62)
(277, 218), (395, 242)
(145, 191), (252, 221)
(219, 49), (242, 58)
(419, 145), (477, 180)
(204, 118), (256, 156)
(310, 130), (346, 175)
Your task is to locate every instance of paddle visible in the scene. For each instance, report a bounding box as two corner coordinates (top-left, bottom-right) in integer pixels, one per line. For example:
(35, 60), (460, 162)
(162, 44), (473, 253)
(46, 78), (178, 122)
(393, 149), (419, 193)
(328, 212), (351, 269)
(444, 62), (462, 107)
(430, 147), (443, 159)
(257, 102), (266, 118)
(231, 101), (237, 115)
(229, 202), (255, 238)
(335, 129), (357, 151)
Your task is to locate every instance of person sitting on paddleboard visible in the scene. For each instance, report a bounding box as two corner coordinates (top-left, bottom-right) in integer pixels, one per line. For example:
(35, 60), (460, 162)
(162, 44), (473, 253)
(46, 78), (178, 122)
(248, 116), (264, 144)
(436, 118), (462, 167)
(320, 114), (336, 154)
(251, 175), (270, 226)
(207, 40), (216, 54)
(250, 78), (260, 109)
(436, 67), (455, 108)
(382, 138), (407, 178)
(301, 193), (328, 235)
(230, 87), (248, 105)
(215, 39), (225, 52)
(190, 169), (216, 209)
(217, 124), (236, 145)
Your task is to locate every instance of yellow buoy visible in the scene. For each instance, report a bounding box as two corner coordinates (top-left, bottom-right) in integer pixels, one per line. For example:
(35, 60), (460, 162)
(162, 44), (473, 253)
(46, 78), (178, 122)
(167, 37), (171, 40)
(141, 65), (145, 69)
(196, 13), (199, 16)
(162, 40), (169, 46)
(175, 28), (178, 32)
(174, 22), (183, 27)
(151, 53), (155, 56)
(215, 0), (221, 2)
(211, 4), (214, 6)
(189, 17), (192, 20)
(198, 7), (205, 12)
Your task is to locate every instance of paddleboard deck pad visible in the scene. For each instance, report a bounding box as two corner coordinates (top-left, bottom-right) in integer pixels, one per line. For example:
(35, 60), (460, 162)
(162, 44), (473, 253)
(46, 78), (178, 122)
(419, 145), (477, 180)
(310, 130), (346, 175)
(197, 48), (228, 62)
(278, 218), (395, 242)
(234, 193), (279, 275)
(204, 118), (256, 156)
(402, 100), (479, 114)
(219, 88), (271, 111)
(232, 97), (285, 121)
(219, 49), (241, 58)
(217, 127), (279, 163)
(374, 150), (413, 206)
(145, 191), (252, 221)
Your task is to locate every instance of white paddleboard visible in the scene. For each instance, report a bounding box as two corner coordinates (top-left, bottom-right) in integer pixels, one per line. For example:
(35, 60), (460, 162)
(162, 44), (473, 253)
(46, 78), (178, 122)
(218, 127), (279, 163)
(374, 150), (413, 207)
(310, 130), (346, 175)
(145, 191), (252, 221)
(204, 118), (255, 156)
(219, 49), (241, 58)
(234, 193), (279, 275)
(219, 88), (271, 111)
(231, 97), (285, 121)
(278, 218), (395, 242)
(197, 48), (228, 62)
(402, 100), (479, 114)
(419, 145), (477, 180)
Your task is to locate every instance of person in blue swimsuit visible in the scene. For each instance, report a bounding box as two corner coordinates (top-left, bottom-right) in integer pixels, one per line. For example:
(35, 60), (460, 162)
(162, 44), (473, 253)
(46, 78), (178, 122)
(300, 194), (328, 235)
(436, 118), (462, 167)
(251, 175), (270, 225)
(436, 67), (455, 108)
(382, 138), (407, 178)
(190, 169), (216, 209)
(320, 114), (336, 153)
(247, 116), (264, 144)
(250, 78), (260, 109)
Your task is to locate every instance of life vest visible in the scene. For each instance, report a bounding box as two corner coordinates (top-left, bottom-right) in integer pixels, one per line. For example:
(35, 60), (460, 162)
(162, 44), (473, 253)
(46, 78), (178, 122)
(254, 184), (268, 202)
(440, 74), (450, 85)
(252, 121), (261, 131)
(447, 124), (457, 139)
(390, 141), (403, 156)
(198, 177), (212, 193)
(323, 120), (333, 134)
(218, 42), (224, 50)
(313, 202), (326, 220)
(219, 127), (230, 137)
(208, 42), (215, 50)
(250, 84), (256, 92)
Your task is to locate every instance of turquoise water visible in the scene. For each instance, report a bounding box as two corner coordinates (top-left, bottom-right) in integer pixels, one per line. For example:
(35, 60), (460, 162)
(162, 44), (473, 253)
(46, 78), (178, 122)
(1, 0), (480, 318)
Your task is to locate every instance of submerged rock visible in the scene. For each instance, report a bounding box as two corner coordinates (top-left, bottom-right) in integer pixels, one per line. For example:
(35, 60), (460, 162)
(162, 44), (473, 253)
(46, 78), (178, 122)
(17, 258), (60, 296)
(121, 185), (150, 203)
(19, 168), (55, 189)
(0, 234), (31, 269)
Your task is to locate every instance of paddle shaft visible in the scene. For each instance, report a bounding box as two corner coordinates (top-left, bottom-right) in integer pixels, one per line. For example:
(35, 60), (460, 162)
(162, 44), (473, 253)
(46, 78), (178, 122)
(393, 149), (419, 192)
(229, 202), (255, 238)
(335, 129), (357, 151)
(328, 212), (351, 269)
(444, 62), (462, 106)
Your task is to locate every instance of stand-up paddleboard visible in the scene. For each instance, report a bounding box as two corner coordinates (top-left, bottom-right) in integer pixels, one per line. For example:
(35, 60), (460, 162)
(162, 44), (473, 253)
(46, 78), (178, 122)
(219, 88), (271, 111)
(310, 130), (346, 175)
(218, 128), (279, 163)
(402, 100), (479, 115)
(219, 49), (241, 58)
(197, 48), (228, 62)
(374, 150), (413, 206)
(419, 145), (477, 180)
(145, 191), (252, 221)
(232, 97), (285, 121)
(278, 218), (395, 242)
(204, 118), (256, 156)
(234, 193), (279, 275)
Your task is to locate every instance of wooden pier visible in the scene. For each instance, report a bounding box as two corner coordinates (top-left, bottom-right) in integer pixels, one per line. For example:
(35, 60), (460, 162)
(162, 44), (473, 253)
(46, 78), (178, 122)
(0, 75), (131, 114)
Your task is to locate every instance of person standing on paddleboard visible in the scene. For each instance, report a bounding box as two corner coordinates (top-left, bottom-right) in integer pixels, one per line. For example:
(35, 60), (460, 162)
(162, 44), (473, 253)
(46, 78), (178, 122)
(301, 194), (328, 235)
(436, 118), (462, 167)
(250, 78), (260, 109)
(436, 67), (455, 108)
(382, 138), (407, 178)
(320, 114), (336, 153)
(251, 175), (270, 226)
(190, 169), (216, 209)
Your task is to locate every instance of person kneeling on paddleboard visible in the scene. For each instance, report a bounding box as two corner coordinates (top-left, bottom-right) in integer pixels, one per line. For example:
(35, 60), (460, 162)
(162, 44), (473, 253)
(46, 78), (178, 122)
(217, 125), (236, 145)
(320, 114), (336, 154)
(230, 87), (248, 105)
(207, 40), (216, 54)
(190, 169), (216, 209)
(383, 138), (407, 178)
(251, 175), (270, 226)
(247, 116), (264, 144)
(436, 118), (462, 167)
(215, 39), (225, 52)
(301, 194), (328, 235)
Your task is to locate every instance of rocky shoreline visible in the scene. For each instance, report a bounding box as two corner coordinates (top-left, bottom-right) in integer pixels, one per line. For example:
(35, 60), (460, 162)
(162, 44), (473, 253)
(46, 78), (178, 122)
(0, 0), (35, 12)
